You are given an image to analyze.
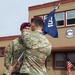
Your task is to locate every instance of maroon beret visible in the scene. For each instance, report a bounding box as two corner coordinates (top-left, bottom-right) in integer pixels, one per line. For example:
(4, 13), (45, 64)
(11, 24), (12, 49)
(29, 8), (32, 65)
(20, 22), (31, 31)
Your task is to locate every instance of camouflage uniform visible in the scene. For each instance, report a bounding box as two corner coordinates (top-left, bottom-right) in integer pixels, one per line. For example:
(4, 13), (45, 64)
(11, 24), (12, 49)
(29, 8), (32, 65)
(4, 36), (25, 75)
(20, 30), (52, 75)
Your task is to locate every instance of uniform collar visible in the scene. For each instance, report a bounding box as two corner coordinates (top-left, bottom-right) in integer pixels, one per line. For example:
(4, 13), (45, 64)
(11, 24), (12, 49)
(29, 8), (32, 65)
(35, 30), (42, 34)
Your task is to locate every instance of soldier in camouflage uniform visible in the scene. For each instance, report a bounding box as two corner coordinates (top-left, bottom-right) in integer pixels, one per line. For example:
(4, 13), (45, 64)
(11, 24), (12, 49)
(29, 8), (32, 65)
(20, 17), (52, 75)
(4, 22), (31, 75)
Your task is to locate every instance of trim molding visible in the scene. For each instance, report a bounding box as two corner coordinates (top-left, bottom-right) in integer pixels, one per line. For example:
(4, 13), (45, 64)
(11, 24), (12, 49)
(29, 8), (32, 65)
(0, 35), (19, 41)
(52, 46), (75, 51)
(29, 0), (75, 11)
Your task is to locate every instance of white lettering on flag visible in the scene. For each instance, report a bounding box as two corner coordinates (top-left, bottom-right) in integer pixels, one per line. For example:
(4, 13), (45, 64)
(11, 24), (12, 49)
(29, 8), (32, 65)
(48, 17), (53, 27)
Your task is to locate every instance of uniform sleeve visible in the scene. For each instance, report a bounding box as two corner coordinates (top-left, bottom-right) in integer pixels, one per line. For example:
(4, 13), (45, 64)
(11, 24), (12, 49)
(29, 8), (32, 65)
(45, 43), (52, 56)
(4, 41), (14, 69)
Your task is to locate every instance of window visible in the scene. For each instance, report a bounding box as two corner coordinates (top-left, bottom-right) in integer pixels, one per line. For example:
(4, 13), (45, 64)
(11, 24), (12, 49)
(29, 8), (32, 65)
(54, 53), (65, 69)
(43, 12), (64, 27)
(0, 47), (5, 57)
(53, 52), (75, 69)
(66, 10), (75, 25)
(55, 12), (64, 27)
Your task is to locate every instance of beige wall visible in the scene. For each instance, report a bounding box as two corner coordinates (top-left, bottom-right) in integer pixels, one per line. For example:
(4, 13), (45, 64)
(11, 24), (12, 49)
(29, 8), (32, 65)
(0, 40), (11, 74)
(0, 57), (6, 73)
(46, 27), (75, 47)
(0, 40), (11, 47)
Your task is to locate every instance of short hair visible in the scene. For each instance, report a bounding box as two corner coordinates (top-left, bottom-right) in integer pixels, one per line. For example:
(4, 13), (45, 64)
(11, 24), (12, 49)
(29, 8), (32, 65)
(31, 16), (44, 27)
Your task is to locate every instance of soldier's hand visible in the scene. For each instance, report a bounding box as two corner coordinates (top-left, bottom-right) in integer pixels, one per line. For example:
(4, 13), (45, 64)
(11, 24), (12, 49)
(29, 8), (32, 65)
(8, 66), (14, 73)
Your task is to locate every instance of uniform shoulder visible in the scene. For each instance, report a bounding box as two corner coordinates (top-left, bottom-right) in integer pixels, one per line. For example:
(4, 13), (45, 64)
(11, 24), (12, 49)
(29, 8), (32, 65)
(11, 37), (20, 45)
(12, 37), (19, 42)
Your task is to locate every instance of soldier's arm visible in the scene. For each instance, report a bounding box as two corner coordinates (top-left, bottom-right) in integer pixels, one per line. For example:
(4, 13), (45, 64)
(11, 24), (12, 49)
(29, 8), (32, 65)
(21, 31), (40, 49)
(4, 41), (14, 69)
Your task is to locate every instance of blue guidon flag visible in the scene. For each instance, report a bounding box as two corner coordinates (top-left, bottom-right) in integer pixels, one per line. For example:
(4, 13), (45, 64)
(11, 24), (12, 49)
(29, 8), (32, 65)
(42, 9), (58, 38)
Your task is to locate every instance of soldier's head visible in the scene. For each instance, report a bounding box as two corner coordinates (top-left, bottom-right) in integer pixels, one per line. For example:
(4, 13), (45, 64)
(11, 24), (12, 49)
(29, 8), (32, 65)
(20, 22), (31, 33)
(31, 16), (44, 31)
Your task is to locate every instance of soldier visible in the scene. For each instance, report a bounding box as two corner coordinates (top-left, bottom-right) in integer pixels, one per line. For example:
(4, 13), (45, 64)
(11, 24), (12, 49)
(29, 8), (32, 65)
(20, 17), (52, 75)
(4, 22), (31, 75)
